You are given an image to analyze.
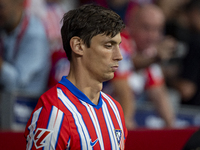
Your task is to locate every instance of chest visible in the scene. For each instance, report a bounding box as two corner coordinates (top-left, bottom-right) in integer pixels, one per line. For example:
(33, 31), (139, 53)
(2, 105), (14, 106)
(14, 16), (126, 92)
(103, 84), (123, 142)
(61, 100), (125, 150)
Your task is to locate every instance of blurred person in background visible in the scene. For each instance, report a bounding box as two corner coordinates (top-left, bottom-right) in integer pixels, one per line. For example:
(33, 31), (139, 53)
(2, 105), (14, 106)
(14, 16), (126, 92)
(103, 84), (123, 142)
(168, 0), (200, 106)
(25, 0), (79, 88)
(108, 3), (176, 129)
(155, 0), (191, 92)
(156, 0), (200, 107)
(0, 0), (50, 130)
(0, 0), (50, 95)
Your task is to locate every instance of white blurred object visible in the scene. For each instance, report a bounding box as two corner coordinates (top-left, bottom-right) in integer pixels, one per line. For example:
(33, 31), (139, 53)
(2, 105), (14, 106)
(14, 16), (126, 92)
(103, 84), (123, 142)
(145, 115), (165, 128)
(145, 115), (190, 129)
(194, 115), (200, 126)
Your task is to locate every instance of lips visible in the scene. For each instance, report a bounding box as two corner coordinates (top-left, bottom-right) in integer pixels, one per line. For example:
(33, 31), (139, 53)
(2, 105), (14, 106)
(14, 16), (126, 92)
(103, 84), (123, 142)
(111, 66), (119, 72)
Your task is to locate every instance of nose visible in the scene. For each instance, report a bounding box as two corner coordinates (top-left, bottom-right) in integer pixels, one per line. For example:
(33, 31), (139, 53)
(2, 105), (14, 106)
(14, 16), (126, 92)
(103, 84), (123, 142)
(113, 45), (123, 61)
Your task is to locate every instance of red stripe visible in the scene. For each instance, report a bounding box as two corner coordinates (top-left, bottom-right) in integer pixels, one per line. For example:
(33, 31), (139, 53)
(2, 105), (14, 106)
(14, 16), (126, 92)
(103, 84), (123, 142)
(96, 107), (112, 149)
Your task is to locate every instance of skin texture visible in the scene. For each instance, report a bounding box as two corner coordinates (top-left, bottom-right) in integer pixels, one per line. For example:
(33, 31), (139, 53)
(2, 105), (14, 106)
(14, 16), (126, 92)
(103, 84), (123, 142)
(67, 33), (123, 105)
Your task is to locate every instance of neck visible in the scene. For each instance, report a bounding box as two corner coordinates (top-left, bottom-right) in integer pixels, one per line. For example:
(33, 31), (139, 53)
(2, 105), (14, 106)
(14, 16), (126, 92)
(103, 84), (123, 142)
(67, 63), (102, 105)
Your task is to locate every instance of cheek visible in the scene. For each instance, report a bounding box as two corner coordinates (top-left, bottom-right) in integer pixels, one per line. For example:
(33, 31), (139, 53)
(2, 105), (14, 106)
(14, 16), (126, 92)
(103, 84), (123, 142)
(93, 55), (108, 67)
(85, 52), (105, 70)
(92, 56), (111, 74)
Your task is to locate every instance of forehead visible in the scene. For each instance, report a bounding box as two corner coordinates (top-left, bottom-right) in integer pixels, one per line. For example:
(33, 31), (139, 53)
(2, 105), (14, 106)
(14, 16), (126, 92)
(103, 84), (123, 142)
(91, 33), (122, 44)
(139, 8), (164, 25)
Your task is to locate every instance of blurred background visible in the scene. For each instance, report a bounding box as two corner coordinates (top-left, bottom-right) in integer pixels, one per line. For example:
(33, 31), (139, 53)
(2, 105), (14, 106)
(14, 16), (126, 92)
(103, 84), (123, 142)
(0, 0), (200, 149)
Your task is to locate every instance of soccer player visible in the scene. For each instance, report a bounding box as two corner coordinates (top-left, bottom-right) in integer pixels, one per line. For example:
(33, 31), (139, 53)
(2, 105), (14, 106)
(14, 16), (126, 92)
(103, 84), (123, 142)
(24, 4), (127, 150)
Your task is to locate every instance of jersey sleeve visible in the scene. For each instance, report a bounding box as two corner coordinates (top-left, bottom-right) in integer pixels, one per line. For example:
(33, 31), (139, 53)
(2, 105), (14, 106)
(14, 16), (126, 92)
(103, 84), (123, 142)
(24, 96), (70, 150)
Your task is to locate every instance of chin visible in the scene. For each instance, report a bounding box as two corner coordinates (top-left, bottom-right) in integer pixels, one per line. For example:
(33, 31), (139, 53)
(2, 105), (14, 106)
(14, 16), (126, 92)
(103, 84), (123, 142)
(102, 74), (114, 82)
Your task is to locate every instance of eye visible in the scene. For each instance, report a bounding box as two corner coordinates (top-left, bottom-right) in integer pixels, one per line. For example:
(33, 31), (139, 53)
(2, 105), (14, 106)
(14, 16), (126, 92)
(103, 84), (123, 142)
(105, 44), (112, 49)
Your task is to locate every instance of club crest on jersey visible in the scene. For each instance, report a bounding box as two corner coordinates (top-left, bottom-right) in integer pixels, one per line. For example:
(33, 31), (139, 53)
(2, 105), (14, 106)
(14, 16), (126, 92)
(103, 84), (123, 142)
(34, 128), (53, 149)
(114, 129), (122, 147)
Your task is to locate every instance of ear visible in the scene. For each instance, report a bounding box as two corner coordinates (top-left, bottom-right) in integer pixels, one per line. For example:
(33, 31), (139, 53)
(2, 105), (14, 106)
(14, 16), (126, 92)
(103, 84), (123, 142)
(70, 36), (84, 56)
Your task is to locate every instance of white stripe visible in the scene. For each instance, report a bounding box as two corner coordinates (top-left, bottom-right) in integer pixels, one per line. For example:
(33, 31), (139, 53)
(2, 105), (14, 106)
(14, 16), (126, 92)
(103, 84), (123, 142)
(66, 138), (71, 150)
(57, 88), (92, 150)
(102, 92), (123, 129)
(51, 109), (63, 148)
(27, 107), (42, 150)
(102, 101), (119, 150)
(44, 106), (64, 150)
(102, 92), (124, 149)
(81, 100), (105, 150)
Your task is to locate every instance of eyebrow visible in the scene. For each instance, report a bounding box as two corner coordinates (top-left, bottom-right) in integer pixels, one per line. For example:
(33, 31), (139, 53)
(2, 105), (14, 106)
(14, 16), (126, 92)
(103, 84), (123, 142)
(103, 40), (122, 45)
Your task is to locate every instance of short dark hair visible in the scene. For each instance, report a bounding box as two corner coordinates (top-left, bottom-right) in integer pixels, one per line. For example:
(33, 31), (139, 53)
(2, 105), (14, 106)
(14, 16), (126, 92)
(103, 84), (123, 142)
(61, 4), (125, 61)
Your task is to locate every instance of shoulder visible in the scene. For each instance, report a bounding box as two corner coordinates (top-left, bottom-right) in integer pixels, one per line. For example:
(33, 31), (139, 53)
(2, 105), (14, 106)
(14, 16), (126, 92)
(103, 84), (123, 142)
(24, 85), (70, 149)
(25, 85), (67, 131)
(39, 85), (60, 107)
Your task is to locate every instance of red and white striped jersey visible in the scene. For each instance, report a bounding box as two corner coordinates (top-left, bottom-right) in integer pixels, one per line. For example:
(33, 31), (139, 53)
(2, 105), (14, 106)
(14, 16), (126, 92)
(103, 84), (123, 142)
(24, 76), (128, 150)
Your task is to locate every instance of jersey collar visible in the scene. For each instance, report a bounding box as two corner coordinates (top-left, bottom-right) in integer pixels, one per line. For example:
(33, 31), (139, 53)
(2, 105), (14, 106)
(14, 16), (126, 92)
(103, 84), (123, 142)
(59, 76), (103, 109)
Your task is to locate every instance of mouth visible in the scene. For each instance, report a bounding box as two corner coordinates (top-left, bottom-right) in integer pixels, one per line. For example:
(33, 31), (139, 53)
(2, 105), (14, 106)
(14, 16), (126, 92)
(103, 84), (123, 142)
(111, 66), (119, 72)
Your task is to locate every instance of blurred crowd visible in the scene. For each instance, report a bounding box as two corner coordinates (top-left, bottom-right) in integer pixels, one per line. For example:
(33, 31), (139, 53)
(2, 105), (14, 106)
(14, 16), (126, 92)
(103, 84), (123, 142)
(1, 0), (200, 131)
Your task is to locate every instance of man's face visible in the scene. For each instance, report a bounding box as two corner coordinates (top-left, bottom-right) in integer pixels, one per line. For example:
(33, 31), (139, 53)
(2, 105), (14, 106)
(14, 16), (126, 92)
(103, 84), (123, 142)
(82, 33), (123, 83)
(0, 0), (17, 30)
(130, 8), (164, 51)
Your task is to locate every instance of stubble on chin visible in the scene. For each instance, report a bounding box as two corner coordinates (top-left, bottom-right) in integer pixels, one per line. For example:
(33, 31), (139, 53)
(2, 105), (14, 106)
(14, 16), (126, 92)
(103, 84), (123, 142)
(102, 72), (115, 82)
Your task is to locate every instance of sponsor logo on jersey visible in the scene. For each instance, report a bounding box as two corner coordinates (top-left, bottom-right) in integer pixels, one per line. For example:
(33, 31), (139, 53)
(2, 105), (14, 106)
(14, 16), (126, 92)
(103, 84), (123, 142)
(114, 129), (122, 147)
(34, 128), (53, 149)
